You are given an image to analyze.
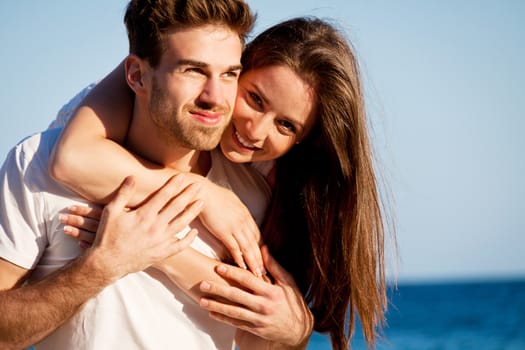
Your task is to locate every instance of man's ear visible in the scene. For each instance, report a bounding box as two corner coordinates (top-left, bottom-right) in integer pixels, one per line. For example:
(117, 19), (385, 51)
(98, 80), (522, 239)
(125, 54), (150, 96)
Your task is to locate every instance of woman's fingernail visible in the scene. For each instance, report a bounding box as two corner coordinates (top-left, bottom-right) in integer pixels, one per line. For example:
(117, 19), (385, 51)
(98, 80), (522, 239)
(216, 265), (227, 274)
(59, 214), (67, 223)
(200, 298), (209, 307)
(200, 281), (211, 291)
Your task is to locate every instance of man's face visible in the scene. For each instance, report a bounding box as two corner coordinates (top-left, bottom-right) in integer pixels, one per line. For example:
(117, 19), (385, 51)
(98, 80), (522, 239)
(147, 25), (243, 151)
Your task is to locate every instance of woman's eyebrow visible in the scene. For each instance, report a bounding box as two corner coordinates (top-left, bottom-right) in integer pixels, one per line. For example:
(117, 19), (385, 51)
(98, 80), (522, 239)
(250, 83), (269, 105)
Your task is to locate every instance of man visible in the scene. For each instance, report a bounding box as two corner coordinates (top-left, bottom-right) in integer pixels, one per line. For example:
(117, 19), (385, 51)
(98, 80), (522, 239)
(0, 1), (262, 348)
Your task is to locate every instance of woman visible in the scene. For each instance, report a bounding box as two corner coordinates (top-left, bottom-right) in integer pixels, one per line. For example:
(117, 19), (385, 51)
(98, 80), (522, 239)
(52, 17), (391, 349)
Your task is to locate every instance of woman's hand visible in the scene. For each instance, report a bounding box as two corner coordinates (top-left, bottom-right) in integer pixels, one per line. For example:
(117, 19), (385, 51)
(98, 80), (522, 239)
(198, 246), (313, 347)
(191, 174), (265, 277)
(60, 204), (102, 248)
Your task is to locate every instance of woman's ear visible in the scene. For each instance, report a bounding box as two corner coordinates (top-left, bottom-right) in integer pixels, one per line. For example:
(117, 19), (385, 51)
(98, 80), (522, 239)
(124, 54), (150, 96)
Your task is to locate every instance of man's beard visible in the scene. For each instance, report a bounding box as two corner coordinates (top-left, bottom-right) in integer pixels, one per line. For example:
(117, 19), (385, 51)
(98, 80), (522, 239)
(149, 78), (229, 151)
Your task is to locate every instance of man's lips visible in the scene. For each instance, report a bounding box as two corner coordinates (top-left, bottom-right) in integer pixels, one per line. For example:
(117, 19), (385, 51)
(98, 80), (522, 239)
(190, 111), (222, 125)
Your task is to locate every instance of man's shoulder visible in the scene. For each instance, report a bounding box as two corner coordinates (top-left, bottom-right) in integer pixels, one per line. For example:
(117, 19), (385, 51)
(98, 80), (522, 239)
(1, 128), (64, 190)
(10, 128), (62, 163)
(17, 127), (62, 149)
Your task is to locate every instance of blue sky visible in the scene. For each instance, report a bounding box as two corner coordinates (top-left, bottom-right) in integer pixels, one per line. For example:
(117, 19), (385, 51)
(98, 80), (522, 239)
(1, 1), (524, 282)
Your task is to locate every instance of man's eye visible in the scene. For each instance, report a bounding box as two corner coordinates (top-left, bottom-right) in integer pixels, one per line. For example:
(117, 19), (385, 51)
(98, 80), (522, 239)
(224, 71), (239, 79)
(186, 67), (204, 74)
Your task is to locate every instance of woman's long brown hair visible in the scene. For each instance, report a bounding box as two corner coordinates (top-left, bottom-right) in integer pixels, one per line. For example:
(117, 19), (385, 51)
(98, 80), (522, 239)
(243, 17), (392, 349)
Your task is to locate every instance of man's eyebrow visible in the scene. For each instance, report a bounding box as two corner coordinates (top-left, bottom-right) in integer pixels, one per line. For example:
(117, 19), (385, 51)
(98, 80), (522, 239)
(177, 59), (207, 68)
(177, 59), (242, 72)
(228, 64), (243, 72)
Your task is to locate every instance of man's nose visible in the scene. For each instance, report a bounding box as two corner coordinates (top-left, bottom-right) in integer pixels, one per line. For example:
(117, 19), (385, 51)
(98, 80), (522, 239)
(198, 78), (223, 107)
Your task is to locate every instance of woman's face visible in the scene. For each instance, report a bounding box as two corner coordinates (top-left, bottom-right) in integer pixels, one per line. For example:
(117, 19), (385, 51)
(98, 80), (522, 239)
(220, 65), (317, 163)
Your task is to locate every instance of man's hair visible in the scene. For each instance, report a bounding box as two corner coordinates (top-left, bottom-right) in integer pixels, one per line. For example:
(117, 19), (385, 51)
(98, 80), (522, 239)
(124, 0), (255, 67)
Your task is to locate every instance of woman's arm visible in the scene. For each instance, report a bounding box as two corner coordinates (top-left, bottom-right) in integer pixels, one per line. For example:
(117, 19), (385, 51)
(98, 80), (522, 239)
(49, 62), (264, 273)
(49, 60), (176, 206)
(60, 205), (245, 304)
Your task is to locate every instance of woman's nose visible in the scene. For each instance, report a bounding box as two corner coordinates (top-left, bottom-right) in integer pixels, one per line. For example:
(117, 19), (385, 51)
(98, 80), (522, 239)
(244, 114), (273, 142)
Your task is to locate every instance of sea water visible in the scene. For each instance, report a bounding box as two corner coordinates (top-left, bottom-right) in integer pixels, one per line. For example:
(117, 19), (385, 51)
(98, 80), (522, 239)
(308, 279), (525, 349)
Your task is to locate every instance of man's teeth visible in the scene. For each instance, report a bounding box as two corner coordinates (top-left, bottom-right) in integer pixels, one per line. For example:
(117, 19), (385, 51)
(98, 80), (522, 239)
(235, 131), (256, 149)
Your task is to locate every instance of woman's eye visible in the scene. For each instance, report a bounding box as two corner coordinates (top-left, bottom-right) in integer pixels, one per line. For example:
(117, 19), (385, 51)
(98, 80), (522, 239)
(248, 92), (263, 109)
(278, 120), (296, 133)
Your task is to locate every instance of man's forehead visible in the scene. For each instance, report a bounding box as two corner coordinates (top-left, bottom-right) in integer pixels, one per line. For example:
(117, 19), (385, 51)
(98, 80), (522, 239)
(160, 25), (243, 68)
(166, 23), (241, 36)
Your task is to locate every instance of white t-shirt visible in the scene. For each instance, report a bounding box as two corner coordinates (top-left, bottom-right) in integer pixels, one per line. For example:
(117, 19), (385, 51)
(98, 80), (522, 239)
(0, 128), (271, 349)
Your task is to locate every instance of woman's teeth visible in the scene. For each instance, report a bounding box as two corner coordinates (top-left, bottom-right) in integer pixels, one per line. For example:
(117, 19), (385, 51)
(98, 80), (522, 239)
(235, 131), (257, 149)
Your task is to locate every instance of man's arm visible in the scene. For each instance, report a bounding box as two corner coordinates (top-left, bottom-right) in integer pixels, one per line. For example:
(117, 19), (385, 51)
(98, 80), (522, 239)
(0, 253), (116, 349)
(0, 176), (200, 349)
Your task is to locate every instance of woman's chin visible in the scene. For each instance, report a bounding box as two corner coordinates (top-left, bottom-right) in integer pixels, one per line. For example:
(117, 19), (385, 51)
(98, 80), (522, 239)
(219, 141), (253, 164)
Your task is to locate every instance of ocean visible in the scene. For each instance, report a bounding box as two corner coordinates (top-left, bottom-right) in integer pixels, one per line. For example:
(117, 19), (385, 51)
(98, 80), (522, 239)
(307, 279), (525, 349)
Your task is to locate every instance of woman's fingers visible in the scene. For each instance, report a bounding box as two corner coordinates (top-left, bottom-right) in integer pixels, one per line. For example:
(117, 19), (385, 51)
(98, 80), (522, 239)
(60, 212), (100, 233)
(232, 229), (265, 277)
(67, 204), (103, 220)
(197, 182), (265, 276)
(221, 236), (247, 270)
(63, 225), (96, 244)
